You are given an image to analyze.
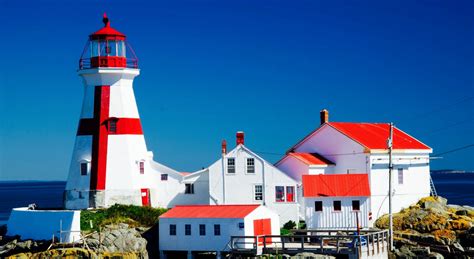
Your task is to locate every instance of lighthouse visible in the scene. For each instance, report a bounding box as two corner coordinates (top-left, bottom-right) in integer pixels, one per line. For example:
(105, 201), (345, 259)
(65, 14), (182, 209)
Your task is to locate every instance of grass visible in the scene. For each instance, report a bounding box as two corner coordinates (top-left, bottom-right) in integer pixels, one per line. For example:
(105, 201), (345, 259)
(80, 204), (168, 232)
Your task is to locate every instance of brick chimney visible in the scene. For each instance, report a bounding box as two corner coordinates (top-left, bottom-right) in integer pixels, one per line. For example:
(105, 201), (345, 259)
(320, 109), (329, 125)
(236, 131), (245, 145)
(221, 139), (227, 155)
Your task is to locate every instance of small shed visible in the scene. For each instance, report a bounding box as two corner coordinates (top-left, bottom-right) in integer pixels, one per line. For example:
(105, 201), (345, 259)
(158, 204), (280, 258)
(303, 174), (371, 229)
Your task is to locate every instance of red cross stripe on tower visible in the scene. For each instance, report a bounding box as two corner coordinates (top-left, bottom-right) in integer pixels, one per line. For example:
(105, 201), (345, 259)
(77, 86), (143, 190)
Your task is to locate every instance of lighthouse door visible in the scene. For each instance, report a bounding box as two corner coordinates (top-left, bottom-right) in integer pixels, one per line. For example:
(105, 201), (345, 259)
(140, 188), (150, 206)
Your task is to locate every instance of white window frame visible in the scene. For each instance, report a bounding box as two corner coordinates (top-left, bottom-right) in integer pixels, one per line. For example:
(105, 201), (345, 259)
(246, 158), (255, 174)
(254, 184), (263, 201)
(227, 158), (235, 174)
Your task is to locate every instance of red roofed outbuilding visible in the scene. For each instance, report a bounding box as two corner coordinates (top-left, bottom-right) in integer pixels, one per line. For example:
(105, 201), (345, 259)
(159, 205), (280, 258)
(302, 174), (371, 229)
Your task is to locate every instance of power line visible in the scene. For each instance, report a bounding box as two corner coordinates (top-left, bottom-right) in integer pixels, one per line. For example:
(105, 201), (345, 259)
(433, 144), (474, 157)
(402, 96), (474, 123)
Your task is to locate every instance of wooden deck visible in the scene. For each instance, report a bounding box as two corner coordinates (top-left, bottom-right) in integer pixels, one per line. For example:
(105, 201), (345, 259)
(229, 229), (389, 258)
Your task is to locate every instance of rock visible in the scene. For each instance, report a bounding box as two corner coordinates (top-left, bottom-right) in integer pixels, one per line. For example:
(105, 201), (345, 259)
(428, 252), (444, 258)
(292, 252), (335, 258)
(456, 210), (469, 216)
(395, 245), (417, 258)
(84, 223), (148, 257)
(451, 242), (464, 253)
(420, 196), (447, 210)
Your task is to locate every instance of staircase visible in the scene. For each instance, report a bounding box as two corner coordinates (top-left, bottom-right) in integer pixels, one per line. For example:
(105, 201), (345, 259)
(429, 175), (438, 197)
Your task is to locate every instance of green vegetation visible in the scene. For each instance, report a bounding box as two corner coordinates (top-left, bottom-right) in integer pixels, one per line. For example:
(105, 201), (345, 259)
(80, 204), (168, 232)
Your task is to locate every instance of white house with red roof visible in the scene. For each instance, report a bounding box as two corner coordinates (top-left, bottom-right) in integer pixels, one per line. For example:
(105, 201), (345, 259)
(303, 174), (371, 229)
(181, 132), (300, 226)
(276, 109), (432, 225)
(158, 204), (280, 259)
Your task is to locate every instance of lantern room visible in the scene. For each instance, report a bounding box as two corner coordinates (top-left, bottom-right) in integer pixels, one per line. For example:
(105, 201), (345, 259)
(79, 14), (138, 69)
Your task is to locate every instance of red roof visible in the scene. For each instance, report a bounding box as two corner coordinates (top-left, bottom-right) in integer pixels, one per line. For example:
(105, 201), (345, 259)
(289, 152), (334, 165)
(302, 174), (370, 197)
(160, 205), (260, 219)
(90, 14), (126, 40)
(328, 122), (430, 150)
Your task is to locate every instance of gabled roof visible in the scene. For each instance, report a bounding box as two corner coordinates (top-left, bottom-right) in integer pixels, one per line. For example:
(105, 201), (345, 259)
(160, 205), (260, 219)
(328, 123), (430, 150)
(302, 174), (370, 197)
(291, 122), (431, 152)
(288, 152), (334, 166)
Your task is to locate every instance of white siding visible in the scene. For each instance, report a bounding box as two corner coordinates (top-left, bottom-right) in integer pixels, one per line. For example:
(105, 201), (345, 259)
(204, 145), (300, 226)
(7, 208), (81, 243)
(305, 197), (369, 229)
(369, 153), (430, 218)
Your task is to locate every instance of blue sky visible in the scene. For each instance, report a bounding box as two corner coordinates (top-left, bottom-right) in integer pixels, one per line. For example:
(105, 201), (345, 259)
(0, 0), (473, 180)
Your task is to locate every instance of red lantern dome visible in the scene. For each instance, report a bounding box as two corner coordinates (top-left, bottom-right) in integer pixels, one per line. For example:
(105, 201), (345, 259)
(79, 14), (138, 69)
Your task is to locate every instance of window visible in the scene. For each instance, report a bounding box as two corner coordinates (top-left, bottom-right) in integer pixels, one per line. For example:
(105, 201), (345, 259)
(238, 222), (244, 229)
(254, 185), (263, 201)
(185, 183), (194, 194)
(315, 201), (323, 212)
(333, 200), (341, 211)
(214, 224), (221, 236)
(352, 200), (360, 211)
(398, 168), (404, 184)
(139, 161), (145, 174)
(199, 224), (206, 236)
(246, 158), (255, 173)
(227, 158), (235, 174)
(161, 174), (168, 181)
(185, 224), (191, 235)
(169, 224), (176, 236)
(286, 186), (295, 202)
(80, 162), (88, 176)
(275, 186), (285, 202)
(108, 119), (117, 133)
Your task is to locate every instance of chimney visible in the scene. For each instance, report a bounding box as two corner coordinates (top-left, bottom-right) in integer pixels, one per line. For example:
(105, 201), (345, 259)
(236, 131), (245, 145)
(320, 109), (329, 125)
(221, 139), (227, 155)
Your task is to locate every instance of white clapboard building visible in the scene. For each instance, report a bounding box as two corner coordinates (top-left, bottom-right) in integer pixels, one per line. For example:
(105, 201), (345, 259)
(158, 205), (280, 259)
(181, 132), (300, 226)
(302, 174), (371, 229)
(277, 109), (432, 223)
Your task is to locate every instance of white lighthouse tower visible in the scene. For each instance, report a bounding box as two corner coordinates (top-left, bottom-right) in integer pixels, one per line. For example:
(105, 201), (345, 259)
(65, 14), (182, 209)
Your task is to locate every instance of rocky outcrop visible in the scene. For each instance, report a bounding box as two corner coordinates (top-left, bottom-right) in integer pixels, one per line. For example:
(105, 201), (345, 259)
(375, 196), (474, 258)
(0, 223), (149, 258)
(84, 223), (148, 256)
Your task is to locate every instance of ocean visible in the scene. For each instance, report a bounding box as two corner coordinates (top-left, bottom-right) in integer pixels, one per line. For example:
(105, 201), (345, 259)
(0, 173), (473, 224)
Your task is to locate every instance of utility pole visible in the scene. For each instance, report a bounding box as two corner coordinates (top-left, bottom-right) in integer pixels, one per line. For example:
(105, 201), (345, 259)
(387, 123), (394, 251)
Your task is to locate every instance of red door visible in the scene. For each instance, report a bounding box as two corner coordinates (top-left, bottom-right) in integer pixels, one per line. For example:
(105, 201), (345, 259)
(141, 188), (150, 206)
(253, 218), (272, 245)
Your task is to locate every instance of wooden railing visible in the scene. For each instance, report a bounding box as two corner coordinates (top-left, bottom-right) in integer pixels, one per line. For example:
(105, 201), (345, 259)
(230, 229), (388, 257)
